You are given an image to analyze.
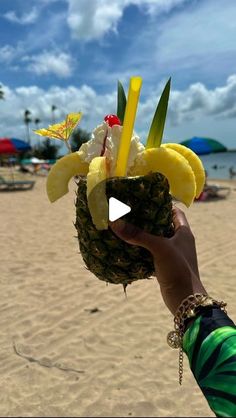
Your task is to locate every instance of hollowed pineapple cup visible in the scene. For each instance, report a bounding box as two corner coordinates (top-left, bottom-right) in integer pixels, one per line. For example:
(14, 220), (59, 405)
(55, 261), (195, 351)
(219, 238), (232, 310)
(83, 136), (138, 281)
(75, 172), (174, 288)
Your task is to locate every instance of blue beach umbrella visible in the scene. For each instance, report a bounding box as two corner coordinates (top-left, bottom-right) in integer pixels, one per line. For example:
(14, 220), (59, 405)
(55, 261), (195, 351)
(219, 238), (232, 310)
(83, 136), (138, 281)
(10, 138), (32, 152)
(180, 137), (227, 155)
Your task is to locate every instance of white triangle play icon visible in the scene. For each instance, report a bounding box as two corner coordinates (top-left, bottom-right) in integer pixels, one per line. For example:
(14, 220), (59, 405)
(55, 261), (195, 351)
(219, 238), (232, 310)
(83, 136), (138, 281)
(109, 197), (131, 222)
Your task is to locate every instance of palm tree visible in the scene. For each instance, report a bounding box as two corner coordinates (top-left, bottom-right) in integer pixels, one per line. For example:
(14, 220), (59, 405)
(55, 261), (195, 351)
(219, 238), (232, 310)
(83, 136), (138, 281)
(34, 117), (41, 129)
(34, 117), (41, 147)
(0, 85), (5, 100)
(24, 109), (32, 145)
(51, 104), (57, 124)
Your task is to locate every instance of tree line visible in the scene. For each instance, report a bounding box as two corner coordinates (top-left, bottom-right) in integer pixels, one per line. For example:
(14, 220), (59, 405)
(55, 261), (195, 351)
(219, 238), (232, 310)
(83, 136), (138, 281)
(0, 86), (90, 160)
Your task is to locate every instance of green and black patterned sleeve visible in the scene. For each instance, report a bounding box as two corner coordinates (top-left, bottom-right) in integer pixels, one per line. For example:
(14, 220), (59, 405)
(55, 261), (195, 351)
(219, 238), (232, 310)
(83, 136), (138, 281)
(183, 306), (236, 417)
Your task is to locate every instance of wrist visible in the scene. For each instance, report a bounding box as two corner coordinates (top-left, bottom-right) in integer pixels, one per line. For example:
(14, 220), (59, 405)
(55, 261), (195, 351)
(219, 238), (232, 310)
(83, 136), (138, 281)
(167, 278), (207, 316)
(166, 294), (227, 385)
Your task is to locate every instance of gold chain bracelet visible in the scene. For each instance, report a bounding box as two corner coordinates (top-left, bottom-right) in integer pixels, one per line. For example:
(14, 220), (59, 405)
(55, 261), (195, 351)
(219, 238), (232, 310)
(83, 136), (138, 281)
(167, 293), (227, 385)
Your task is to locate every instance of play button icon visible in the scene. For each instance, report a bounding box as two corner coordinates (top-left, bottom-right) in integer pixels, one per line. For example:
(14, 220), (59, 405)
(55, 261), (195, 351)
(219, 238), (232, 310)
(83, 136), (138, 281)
(109, 197), (131, 222)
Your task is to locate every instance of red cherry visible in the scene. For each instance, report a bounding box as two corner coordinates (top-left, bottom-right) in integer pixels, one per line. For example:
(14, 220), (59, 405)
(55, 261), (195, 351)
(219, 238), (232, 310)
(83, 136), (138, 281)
(104, 114), (121, 127)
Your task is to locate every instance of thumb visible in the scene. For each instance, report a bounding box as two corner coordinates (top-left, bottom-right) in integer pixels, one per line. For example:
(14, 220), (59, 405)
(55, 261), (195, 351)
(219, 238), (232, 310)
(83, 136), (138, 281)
(109, 219), (165, 252)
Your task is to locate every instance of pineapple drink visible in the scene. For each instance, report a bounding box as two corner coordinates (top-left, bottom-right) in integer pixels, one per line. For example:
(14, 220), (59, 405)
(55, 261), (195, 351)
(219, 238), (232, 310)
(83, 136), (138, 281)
(35, 77), (205, 288)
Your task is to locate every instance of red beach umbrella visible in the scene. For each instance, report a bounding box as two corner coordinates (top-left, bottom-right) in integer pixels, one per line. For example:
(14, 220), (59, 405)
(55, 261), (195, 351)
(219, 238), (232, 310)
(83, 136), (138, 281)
(0, 138), (17, 154)
(0, 138), (31, 154)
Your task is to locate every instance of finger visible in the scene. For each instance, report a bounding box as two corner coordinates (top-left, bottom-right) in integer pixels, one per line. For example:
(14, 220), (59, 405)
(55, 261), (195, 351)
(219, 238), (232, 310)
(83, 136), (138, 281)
(172, 206), (190, 231)
(109, 219), (165, 251)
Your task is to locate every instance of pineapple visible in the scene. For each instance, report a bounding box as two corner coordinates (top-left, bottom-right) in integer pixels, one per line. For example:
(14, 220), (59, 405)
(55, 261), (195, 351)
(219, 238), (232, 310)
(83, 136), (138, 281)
(76, 172), (173, 286)
(35, 77), (205, 288)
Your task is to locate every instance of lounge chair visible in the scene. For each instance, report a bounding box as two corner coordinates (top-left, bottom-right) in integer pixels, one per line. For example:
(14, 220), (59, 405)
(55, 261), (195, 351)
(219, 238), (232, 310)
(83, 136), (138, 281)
(0, 175), (35, 191)
(195, 184), (231, 202)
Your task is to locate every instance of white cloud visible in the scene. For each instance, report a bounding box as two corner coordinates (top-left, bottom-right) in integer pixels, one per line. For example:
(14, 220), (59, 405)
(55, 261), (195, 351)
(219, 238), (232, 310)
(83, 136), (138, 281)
(135, 75), (236, 137)
(132, 0), (190, 15)
(0, 82), (116, 145)
(0, 45), (17, 63)
(1, 75), (236, 149)
(67, 0), (123, 41)
(3, 7), (39, 25)
(23, 51), (74, 78)
(100, 0), (236, 94)
(66, 0), (190, 40)
(170, 75), (236, 124)
(152, 0), (236, 68)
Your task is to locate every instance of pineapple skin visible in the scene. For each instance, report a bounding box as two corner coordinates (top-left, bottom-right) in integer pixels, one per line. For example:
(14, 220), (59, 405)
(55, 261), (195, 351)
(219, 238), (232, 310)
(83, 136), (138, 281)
(75, 172), (174, 287)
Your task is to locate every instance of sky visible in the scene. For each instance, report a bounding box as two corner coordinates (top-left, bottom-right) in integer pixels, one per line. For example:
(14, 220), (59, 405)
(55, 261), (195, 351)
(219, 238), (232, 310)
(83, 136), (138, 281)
(0, 0), (236, 151)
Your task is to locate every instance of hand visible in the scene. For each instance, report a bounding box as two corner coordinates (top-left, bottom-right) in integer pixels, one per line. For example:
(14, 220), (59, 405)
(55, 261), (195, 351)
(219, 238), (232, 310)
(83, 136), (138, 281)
(109, 206), (207, 315)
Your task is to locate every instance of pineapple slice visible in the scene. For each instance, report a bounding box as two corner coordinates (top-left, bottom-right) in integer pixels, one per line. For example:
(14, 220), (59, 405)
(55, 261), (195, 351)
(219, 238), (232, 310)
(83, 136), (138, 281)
(130, 147), (196, 207)
(46, 151), (89, 202)
(162, 143), (205, 198)
(87, 156), (109, 230)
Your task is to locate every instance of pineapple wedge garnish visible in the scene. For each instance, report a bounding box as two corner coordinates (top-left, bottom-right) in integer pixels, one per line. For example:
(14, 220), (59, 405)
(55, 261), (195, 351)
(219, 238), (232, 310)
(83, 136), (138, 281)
(46, 140), (200, 209)
(46, 151), (89, 202)
(129, 147), (196, 207)
(162, 143), (205, 198)
(38, 78), (206, 232)
(87, 156), (109, 230)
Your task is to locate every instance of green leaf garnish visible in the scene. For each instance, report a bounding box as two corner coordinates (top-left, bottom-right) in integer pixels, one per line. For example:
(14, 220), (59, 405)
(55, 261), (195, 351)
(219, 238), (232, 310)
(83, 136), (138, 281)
(117, 80), (127, 124)
(145, 77), (171, 149)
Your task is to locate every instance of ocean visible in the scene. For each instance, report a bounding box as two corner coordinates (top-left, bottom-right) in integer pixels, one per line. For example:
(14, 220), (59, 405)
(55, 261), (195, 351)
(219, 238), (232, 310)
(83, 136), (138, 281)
(199, 151), (236, 180)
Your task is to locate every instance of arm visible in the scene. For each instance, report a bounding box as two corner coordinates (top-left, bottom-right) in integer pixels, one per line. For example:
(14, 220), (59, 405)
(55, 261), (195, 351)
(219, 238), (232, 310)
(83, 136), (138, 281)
(110, 206), (236, 417)
(183, 307), (236, 417)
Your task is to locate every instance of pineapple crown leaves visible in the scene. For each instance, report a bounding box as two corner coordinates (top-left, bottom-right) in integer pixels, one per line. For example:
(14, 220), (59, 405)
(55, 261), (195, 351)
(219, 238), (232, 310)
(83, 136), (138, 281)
(117, 80), (127, 124)
(34, 112), (82, 142)
(145, 78), (171, 149)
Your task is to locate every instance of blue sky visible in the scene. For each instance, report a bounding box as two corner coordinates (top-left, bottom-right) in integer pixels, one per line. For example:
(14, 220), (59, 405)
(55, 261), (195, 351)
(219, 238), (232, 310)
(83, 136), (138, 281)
(0, 0), (236, 150)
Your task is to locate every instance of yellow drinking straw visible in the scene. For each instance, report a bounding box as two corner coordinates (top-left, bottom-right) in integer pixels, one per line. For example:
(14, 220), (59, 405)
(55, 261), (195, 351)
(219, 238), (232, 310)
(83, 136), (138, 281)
(115, 76), (142, 176)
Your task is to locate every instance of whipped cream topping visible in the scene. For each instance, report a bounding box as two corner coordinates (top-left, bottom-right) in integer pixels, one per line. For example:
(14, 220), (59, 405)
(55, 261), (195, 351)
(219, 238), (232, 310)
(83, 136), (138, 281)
(79, 121), (144, 176)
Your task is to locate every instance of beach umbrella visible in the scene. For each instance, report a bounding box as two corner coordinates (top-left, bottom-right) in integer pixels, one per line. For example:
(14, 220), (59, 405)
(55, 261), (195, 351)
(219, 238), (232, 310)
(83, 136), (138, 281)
(180, 137), (227, 155)
(30, 157), (44, 164)
(0, 138), (31, 154)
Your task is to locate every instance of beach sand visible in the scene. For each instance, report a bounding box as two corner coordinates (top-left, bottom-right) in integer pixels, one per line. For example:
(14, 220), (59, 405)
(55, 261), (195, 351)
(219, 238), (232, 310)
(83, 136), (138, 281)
(0, 175), (236, 417)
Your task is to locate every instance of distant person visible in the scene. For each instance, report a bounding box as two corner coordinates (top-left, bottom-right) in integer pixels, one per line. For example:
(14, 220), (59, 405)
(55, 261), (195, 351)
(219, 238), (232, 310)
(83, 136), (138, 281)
(32, 162), (40, 174)
(110, 206), (236, 417)
(229, 166), (236, 179)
